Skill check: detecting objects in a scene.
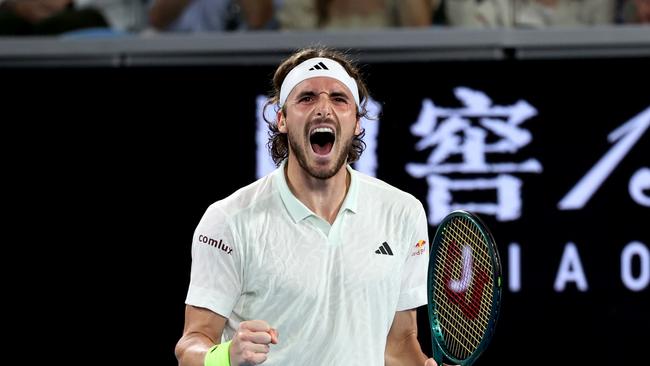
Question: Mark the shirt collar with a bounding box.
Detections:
[274,159,359,223]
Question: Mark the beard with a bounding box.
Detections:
[288,123,354,180]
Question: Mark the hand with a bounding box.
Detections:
[424,358,437,366]
[230,320,279,365]
[424,359,458,366]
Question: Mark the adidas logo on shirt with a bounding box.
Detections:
[309,62,329,71]
[375,242,393,256]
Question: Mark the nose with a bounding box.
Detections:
[315,92,332,117]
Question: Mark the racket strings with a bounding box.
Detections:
[432,216,495,360]
[445,218,494,331]
[452,218,494,320]
[447,218,493,334]
[445,218,494,316]
[434,252,485,357]
[435,296,480,356]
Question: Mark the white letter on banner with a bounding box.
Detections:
[621,241,649,291]
[629,167,650,206]
[558,107,650,210]
[509,243,521,292]
[554,242,588,292]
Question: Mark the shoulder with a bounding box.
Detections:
[353,170,423,211]
[204,172,278,222]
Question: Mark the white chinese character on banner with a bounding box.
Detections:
[406,87,543,225]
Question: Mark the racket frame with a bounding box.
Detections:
[427,210,503,366]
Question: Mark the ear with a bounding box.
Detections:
[354,118,361,136]
[277,110,287,133]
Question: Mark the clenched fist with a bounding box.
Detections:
[230,320,279,365]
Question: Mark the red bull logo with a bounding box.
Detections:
[412,240,427,256]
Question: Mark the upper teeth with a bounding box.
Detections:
[311,127,334,135]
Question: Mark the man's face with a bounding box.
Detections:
[279,76,361,180]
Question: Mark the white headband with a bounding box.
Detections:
[279,57,360,111]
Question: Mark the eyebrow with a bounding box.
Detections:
[329,91,350,99]
[294,90,350,100]
[295,91,317,100]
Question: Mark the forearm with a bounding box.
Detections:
[385,331,428,366]
[175,332,217,366]
[148,0,192,29]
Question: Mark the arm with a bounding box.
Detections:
[175,305,279,366]
[175,305,227,366]
[148,0,191,30]
[385,309,436,366]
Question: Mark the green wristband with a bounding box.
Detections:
[205,341,231,366]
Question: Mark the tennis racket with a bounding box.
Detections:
[427,210,502,366]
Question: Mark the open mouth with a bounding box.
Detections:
[310,127,335,156]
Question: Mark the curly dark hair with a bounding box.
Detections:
[263,46,371,166]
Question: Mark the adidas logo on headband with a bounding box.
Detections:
[279,57,360,111]
[309,62,329,71]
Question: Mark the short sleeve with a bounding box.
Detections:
[396,201,429,311]
[185,203,242,317]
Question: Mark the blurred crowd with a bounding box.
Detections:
[0,0,647,36]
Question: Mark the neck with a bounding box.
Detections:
[284,158,350,225]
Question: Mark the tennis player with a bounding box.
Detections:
[175,46,438,366]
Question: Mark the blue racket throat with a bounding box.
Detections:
[427,210,503,366]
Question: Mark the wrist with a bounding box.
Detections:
[204,341,232,366]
